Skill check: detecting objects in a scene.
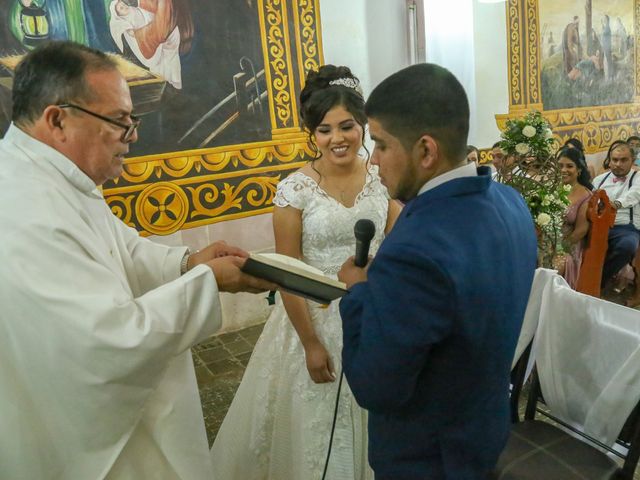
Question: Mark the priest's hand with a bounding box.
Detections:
[188,241,249,270]
[206,256,277,293]
[338,256,369,289]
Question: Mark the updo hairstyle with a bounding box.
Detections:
[299,65,367,159]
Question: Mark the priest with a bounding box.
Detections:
[0,41,273,479]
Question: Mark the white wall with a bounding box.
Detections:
[319,0,371,91]
[322,0,510,150]
[424,0,478,143]
[472,1,509,148]
[320,0,409,95]
[365,0,411,90]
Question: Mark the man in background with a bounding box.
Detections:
[0,41,273,479]
[593,142,640,292]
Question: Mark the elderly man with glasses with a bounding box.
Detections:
[0,41,274,479]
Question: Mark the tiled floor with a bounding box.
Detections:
[196,322,640,479]
[193,322,265,445]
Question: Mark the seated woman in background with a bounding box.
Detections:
[466,145,479,165]
[563,137,596,179]
[557,147,594,288]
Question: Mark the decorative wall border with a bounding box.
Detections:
[102,0,324,236]
[478,148,494,166]
[497,0,640,154]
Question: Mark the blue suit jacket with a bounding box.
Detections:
[340,169,537,479]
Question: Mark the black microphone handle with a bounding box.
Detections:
[354,238,371,267]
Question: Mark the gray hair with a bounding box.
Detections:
[12,41,118,126]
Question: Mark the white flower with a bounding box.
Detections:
[515,142,530,155]
[522,125,537,138]
[536,213,551,226]
[563,184,572,192]
[541,197,551,206]
[544,128,553,139]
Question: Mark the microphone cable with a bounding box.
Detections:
[321,367,344,480]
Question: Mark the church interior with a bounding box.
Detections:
[2,0,640,478]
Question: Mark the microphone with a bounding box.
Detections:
[354,219,376,267]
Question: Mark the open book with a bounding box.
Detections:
[242,253,347,304]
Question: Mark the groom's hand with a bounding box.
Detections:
[338,256,369,289]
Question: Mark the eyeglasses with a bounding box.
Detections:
[58,103,140,142]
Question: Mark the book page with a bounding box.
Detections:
[250,253,346,289]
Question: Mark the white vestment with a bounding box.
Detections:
[0,124,221,479]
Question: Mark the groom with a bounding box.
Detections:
[338,64,537,479]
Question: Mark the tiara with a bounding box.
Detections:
[328,77,363,96]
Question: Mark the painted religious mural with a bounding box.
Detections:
[0,0,324,235]
[539,0,634,110]
[497,0,640,155]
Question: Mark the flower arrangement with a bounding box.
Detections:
[498,111,570,267]
[499,110,556,161]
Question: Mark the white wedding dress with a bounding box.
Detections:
[210,169,389,480]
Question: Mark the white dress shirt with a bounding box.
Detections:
[593,170,640,227]
[418,161,478,196]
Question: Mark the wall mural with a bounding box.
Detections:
[0,0,323,235]
[496,0,640,154]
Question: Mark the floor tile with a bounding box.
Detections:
[198,346,231,365]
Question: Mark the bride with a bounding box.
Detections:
[210,65,400,479]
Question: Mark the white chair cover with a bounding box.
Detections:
[531,273,640,446]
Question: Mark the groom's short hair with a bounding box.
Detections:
[365,63,469,163]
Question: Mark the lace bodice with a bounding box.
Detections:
[273,169,389,276]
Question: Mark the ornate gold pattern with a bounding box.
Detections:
[478,148,494,166]
[136,182,190,236]
[106,165,304,235]
[108,137,314,186]
[499,1,640,155]
[258,0,299,131]
[187,176,279,219]
[507,0,523,107]
[497,104,640,154]
[106,194,136,226]
[525,0,539,105]
[293,0,324,90]
[101,0,324,236]
[636,0,640,100]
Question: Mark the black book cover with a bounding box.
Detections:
[241,253,347,304]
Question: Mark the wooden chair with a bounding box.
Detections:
[494,367,640,480]
[576,189,616,297]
